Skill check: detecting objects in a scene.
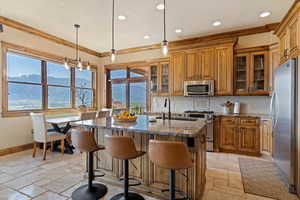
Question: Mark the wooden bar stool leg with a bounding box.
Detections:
[61,139,65,155]
[33,142,37,158]
[43,142,47,160]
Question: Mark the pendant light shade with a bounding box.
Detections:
[111,0,116,62]
[161,0,168,57]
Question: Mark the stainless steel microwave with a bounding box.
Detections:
[184,80,214,96]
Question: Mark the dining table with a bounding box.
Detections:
[46,116,81,154]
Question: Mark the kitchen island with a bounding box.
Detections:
[76,115,207,200]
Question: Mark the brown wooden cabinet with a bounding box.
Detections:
[260,119,273,155]
[269,44,280,93]
[171,52,186,96]
[275,1,300,64]
[198,48,215,80]
[215,45,234,95]
[149,60,171,96]
[234,47,269,96]
[185,49,199,80]
[217,116,261,156]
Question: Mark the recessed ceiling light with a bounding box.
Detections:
[260,11,271,18]
[212,21,222,27]
[175,29,183,33]
[156,4,165,10]
[118,15,126,21]
[144,35,150,39]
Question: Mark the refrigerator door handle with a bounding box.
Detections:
[270,91,277,129]
[274,92,279,130]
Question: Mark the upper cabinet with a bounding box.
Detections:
[234,46,269,96]
[214,45,234,96]
[269,44,280,93]
[185,50,199,80]
[199,48,215,80]
[149,60,171,96]
[170,52,186,96]
[275,1,300,64]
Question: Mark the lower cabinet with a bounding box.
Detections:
[260,119,273,155]
[217,116,261,156]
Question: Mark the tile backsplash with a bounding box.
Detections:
[151,96,271,114]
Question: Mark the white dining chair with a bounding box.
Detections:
[80,111,97,120]
[30,113,66,160]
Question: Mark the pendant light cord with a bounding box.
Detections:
[75,25,79,61]
[112,0,115,50]
[164,0,166,41]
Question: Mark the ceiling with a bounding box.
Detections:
[0,0,294,53]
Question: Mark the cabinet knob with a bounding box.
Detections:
[284,49,289,57]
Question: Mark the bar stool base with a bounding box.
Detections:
[110,192,145,200]
[71,183,107,200]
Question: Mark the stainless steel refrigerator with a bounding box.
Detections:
[271,58,298,194]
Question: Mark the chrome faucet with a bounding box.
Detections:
[163,97,171,120]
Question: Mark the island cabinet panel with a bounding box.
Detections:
[198,48,215,80]
[217,116,261,156]
[214,46,234,95]
[171,52,186,96]
[91,117,207,200]
[185,50,199,80]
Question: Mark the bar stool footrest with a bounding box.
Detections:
[119,177,142,187]
[161,188,188,200]
[110,192,145,200]
[94,169,105,178]
[71,183,107,200]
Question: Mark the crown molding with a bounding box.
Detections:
[0,16,102,57]
[100,23,279,57]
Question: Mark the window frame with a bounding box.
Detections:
[105,65,149,112]
[1,41,98,117]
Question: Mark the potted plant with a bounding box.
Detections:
[220,101,233,114]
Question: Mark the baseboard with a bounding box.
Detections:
[0,143,33,156]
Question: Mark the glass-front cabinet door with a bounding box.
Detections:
[249,52,269,95]
[160,62,170,95]
[150,64,158,94]
[149,61,170,96]
[234,54,249,95]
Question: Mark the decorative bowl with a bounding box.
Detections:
[113,116,137,123]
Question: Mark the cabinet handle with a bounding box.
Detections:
[284,49,289,57]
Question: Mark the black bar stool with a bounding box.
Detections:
[148,140,193,200]
[71,129,108,200]
[105,135,145,200]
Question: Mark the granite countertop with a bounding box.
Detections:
[214,113,272,120]
[75,115,206,137]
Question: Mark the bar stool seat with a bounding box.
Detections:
[105,135,145,200]
[71,129,108,200]
[149,140,193,200]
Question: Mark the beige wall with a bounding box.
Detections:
[0,25,101,150]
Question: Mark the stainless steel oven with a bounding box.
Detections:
[184,80,214,96]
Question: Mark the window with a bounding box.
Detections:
[107,67,148,114]
[75,68,94,107]
[7,52,43,110]
[2,43,97,116]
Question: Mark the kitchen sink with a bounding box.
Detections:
[155,117,197,121]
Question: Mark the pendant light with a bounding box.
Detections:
[161,0,168,56]
[111,0,116,62]
[64,24,91,70]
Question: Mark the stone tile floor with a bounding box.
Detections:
[0,149,280,200]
